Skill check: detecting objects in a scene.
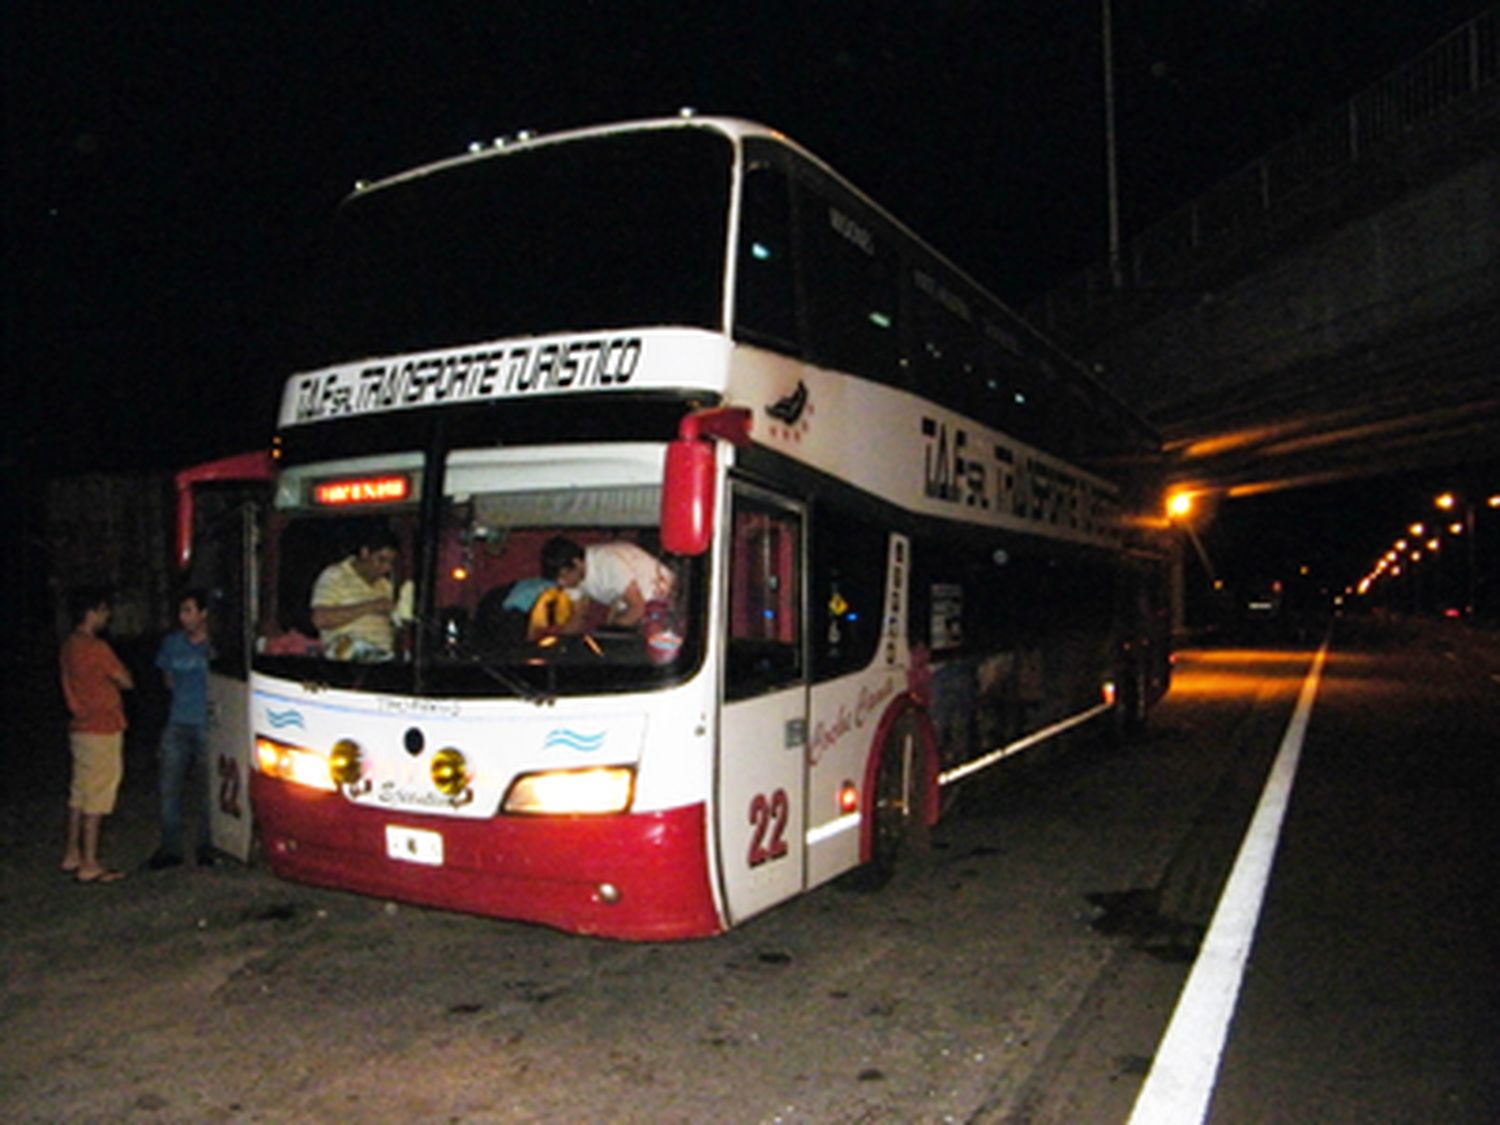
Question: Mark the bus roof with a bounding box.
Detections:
[346,114,786,200]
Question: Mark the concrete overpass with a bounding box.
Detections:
[1030,7,1500,503]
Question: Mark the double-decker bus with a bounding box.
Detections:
[179,115,1171,940]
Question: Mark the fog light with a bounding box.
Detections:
[329,739,363,786]
[431,747,470,797]
[595,882,621,905]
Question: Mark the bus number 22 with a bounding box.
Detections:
[747,789,790,867]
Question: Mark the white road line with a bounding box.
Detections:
[1128,641,1330,1125]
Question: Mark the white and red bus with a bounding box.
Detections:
[179,116,1171,939]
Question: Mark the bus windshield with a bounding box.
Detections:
[294,128,734,368]
[254,448,704,697]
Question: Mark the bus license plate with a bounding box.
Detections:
[386,825,443,866]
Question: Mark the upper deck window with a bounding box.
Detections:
[735,156,800,352]
[297,129,733,368]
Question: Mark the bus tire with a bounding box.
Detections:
[1114,660,1149,742]
[847,713,930,892]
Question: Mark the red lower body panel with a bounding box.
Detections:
[250,775,724,940]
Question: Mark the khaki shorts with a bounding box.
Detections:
[69,731,124,815]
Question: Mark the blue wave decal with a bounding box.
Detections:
[266,708,307,730]
[543,728,606,753]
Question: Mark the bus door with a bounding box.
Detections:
[203,501,261,860]
[175,455,270,862]
[718,485,808,923]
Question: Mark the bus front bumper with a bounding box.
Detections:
[249,774,724,941]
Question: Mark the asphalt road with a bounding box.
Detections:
[1,616,1496,1122]
[1205,616,1500,1123]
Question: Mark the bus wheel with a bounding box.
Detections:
[1114,660,1149,742]
[848,714,929,891]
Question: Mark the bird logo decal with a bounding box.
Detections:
[764,381,813,442]
[766,381,809,425]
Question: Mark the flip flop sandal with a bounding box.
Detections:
[75,869,127,884]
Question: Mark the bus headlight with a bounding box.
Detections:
[254,736,337,792]
[502,766,635,815]
[430,747,470,797]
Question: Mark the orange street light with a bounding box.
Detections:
[1166,490,1195,520]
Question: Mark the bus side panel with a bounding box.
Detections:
[250,775,724,941]
[804,668,910,887]
[804,529,917,888]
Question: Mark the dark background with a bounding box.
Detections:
[4,1,1494,598]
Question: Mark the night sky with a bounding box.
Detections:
[5,1,1494,590]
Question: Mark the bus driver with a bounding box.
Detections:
[310,528,401,659]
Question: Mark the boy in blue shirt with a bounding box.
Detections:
[147,589,214,869]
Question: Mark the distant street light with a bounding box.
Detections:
[1433,491,1498,617]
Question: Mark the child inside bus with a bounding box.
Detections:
[472,575,565,646]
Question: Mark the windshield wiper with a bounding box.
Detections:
[415,616,556,706]
[474,653,555,707]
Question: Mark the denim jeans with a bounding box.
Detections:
[158,722,210,856]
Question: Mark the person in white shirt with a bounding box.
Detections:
[540,536,674,629]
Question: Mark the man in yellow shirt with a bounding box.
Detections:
[310,529,400,659]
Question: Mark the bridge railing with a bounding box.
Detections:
[1034,6,1499,330]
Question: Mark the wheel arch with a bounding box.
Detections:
[857,693,940,863]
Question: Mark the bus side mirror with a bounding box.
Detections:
[660,407,752,557]
[662,439,717,556]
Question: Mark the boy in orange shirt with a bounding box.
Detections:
[59,587,134,883]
